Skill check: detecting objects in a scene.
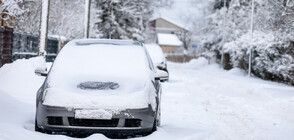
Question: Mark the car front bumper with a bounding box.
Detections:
[36,103,156,135]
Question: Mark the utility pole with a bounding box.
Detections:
[38,0,50,57]
[220,0,227,68]
[84,0,91,38]
[248,0,255,76]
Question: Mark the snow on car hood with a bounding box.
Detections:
[42,42,156,110]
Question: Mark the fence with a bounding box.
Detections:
[0,27,13,67]
[0,28,66,67]
[166,54,198,63]
[13,31,60,62]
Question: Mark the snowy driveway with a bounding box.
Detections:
[0,58,294,139]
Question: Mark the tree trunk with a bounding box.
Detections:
[84,0,91,38]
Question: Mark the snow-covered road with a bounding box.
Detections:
[0,57,294,140]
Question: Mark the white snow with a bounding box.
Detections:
[145,44,166,66]
[157,33,182,46]
[44,41,155,110]
[74,109,113,120]
[184,57,208,69]
[0,57,294,139]
[0,57,46,103]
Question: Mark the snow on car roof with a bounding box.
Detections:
[44,40,156,110]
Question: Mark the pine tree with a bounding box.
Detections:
[93,0,153,41]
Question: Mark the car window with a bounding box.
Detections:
[142,44,156,72]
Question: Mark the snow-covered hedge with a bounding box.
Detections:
[224,31,294,85]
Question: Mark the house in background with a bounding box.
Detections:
[150,17,187,34]
[149,17,186,54]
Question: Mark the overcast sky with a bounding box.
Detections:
[155,0,211,30]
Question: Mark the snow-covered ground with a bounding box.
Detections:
[0,57,294,139]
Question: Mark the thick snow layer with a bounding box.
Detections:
[44,42,155,110]
[184,57,208,69]
[145,44,166,65]
[157,33,182,46]
[0,57,46,103]
[1,57,294,139]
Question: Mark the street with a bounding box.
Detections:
[0,58,294,139]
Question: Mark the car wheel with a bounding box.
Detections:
[152,118,157,132]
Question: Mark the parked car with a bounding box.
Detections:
[145,44,169,81]
[34,39,168,137]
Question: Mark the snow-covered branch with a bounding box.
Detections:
[0,0,25,19]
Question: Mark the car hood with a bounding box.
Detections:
[42,79,157,111]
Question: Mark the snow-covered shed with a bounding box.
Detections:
[157,33,182,54]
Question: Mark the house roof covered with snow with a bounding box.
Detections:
[151,17,189,31]
[157,33,182,47]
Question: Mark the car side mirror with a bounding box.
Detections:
[155,70,169,81]
[156,62,166,70]
[35,67,48,77]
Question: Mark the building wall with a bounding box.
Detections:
[0,14,15,27]
[160,45,180,54]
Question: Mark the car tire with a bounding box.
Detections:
[152,118,157,132]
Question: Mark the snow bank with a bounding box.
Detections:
[0,89,106,139]
[0,57,46,103]
[227,68,247,76]
[0,90,34,140]
[184,57,208,69]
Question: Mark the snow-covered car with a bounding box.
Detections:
[34,39,168,137]
[145,44,169,81]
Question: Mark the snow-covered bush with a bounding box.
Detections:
[200,0,294,85]
[200,0,254,52]
[224,31,294,85]
[93,0,153,41]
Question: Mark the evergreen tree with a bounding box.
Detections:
[93,0,153,41]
